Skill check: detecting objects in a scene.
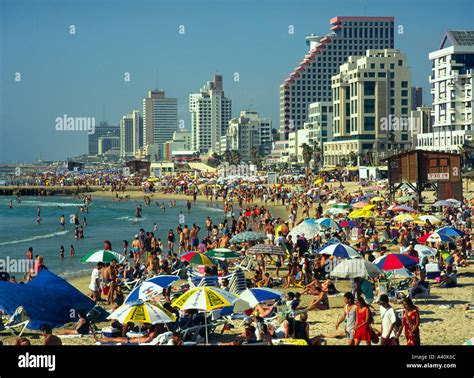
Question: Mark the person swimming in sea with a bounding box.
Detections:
[9,200,13,209]
[60,215,65,229]
[135,206,142,218]
[59,246,65,259]
[70,245,75,257]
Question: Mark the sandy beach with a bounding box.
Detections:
[1,180,473,346]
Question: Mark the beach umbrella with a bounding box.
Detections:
[318,243,360,259]
[205,248,241,261]
[172,287,250,344]
[288,222,321,239]
[424,232,453,243]
[396,195,413,203]
[315,218,341,231]
[374,254,419,271]
[435,226,465,238]
[339,220,358,228]
[348,210,375,219]
[247,243,285,256]
[331,202,351,209]
[393,214,420,223]
[107,301,176,335]
[229,231,265,244]
[314,178,324,185]
[404,244,437,257]
[124,275,180,304]
[330,259,382,279]
[433,200,453,207]
[371,197,385,202]
[417,215,441,225]
[180,252,215,267]
[352,202,368,209]
[386,267,414,278]
[239,288,283,308]
[362,204,377,211]
[446,198,462,206]
[324,207,349,215]
[81,250,125,264]
[392,205,416,212]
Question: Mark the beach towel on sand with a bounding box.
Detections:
[0,270,95,330]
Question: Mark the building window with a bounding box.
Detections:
[364,116,375,131]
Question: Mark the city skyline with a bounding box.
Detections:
[1,0,473,162]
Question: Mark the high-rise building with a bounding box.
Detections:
[417,31,474,152]
[221,111,272,161]
[98,136,120,155]
[409,106,433,148]
[303,102,333,150]
[88,122,119,155]
[190,75,232,153]
[324,49,411,166]
[411,87,423,110]
[280,16,394,138]
[143,90,178,149]
[120,110,143,158]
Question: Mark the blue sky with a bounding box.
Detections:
[1,0,473,162]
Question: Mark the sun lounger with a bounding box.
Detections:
[3,306,29,337]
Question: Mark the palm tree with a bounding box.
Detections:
[231,150,241,165]
[312,143,322,170]
[223,150,232,164]
[250,147,260,168]
[301,143,313,172]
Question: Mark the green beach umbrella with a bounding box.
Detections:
[206,248,241,261]
[229,231,266,244]
[81,249,125,264]
[331,202,351,209]
[396,195,413,203]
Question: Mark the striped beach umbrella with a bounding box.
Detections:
[124,275,180,304]
[374,254,419,271]
[318,243,360,259]
[180,252,215,267]
[81,250,125,264]
[107,301,176,325]
[315,218,341,231]
[392,205,416,212]
[247,243,285,256]
[239,288,283,308]
[172,287,250,344]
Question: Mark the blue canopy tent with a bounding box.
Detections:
[0,270,96,330]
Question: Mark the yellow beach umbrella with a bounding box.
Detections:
[393,214,420,223]
[371,197,385,202]
[362,204,376,211]
[314,178,324,185]
[172,287,250,344]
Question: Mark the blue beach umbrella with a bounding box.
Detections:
[435,226,465,238]
[239,288,283,308]
[318,243,360,259]
[315,218,341,231]
[124,275,180,304]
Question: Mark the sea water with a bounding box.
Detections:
[0,196,223,278]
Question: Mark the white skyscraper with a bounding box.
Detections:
[417,31,474,152]
[190,75,232,153]
[120,110,143,158]
[143,90,178,150]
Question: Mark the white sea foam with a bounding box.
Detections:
[19,200,84,207]
[0,230,70,246]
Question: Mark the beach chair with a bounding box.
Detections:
[234,256,256,272]
[3,306,30,337]
[228,270,247,295]
[189,275,220,288]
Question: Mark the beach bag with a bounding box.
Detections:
[370,326,380,344]
[102,284,110,296]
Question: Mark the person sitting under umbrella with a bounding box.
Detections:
[94,323,164,344]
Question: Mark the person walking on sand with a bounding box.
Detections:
[396,298,420,346]
[353,296,372,346]
[377,294,399,346]
[335,292,356,345]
